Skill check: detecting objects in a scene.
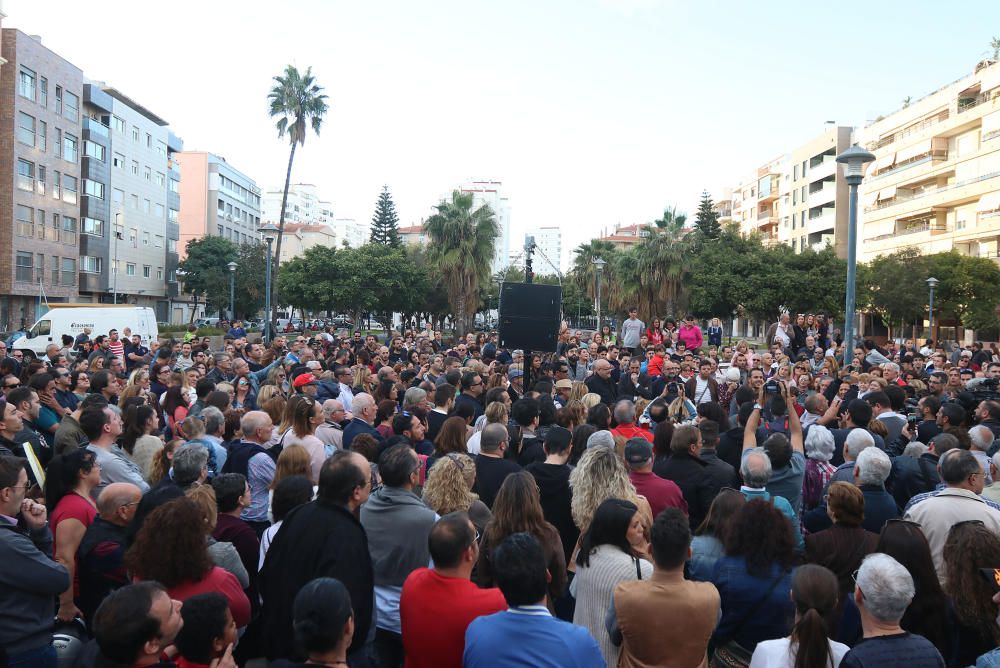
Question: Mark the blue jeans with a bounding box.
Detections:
[5,642,57,668]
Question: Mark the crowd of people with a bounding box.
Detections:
[2,308,1000,668]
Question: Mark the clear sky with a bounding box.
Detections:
[7,0,1000,269]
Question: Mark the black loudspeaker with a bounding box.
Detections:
[498,282,562,352]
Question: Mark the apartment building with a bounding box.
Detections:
[262,182,333,225]
[274,223,337,263]
[331,217,368,248]
[730,157,783,245]
[399,224,427,246]
[176,151,261,259]
[857,61,1000,263]
[459,180,511,272]
[599,223,653,249]
[1,29,83,330]
[527,226,563,274]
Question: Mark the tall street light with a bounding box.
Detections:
[835,145,875,354]
[926,276,939,345]
[731,308,738,346]
[260,224,280,343]
[227,261,238,321]
[592,257,606,333]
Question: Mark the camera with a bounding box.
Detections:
[667,382,679,395]
[765,380,780,395]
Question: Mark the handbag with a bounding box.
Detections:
[710,569,787,668]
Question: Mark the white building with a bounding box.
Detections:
[262,183,334,226]
[527,226,563,275]
[331,218,369,248]
[459,179,510,272]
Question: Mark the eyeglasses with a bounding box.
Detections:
[4,383,20,389]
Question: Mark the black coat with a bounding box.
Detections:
[652,451,716,529]
[585,374,617,406]
[259,499,374,661]
[886,452,940,512]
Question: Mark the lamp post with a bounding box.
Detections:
[592,257,606,333]
[835,145,875,354]
[926,276,939,345]
[260,224,279,343]
[112,208,123,304]
[731,308,738,346]
[175,269,187,324]
[227,261,237,321]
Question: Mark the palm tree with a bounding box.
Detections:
[570,239,619,312]
[424,190,499,336]
[653,205,687,230]
[267,65,329,314]
[902,96,912,108]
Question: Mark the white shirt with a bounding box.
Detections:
[693,376,712,404]
[750,637,850,668]
[774,324,791,347]
[338,383,355,413]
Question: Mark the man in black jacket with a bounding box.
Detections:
[585,359,617,406]
[652,424,715,529]
[886,432,960,512]
[259,450,374,664]
[525,427,577,563]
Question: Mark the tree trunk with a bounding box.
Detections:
[270,141,297,331]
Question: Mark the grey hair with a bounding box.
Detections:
[855,553,915,623]
[845,429,874,460]
[969,425,993,452]
[881,362,900,373]
[240,411,271,440]
[903,441,929,458]
[321,399,343,418]
[201,406,225,436]
[939,448,982,485]
[855,446,891,486]
[402,387,427,411]
[992,450,1000,472]
[804,425,835,462]
[586,430,616,450]
[173,444,209,487]
[613,400,635,425]
[741,448,772,488]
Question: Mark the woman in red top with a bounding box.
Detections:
[162,385,191,437]
[125,497,251,628]
[45,448,100,622]
[645,318,664,346]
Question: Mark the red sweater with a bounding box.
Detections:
[400,568,507,668]
[165,567,251,628]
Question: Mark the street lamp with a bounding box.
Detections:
[260,224,280,343]
[592,257,606,333]
[926,276,939,345]
[731,308,738,346]
[112,208,124,304]
[175,269,187,324]
[835,145,875,353]
[227,261,237,321]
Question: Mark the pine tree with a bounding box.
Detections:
[369,185,402,247]
[694,190,721,240]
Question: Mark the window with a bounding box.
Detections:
[154,235,164,247]
[154,204,164,218]
[143,199,150,214]
[110,116,124,134]
[155,172,165,186]
[144,166,151,181]
[145,133,152,148]
[17,112,35,146]
[131,160,139,175]
[64,91,79,121]
[156,267,163,280]
[217,224,224,236]
[84,180,104,199]
[62,133,78,162]
[55,127,62,156]
[39,77,47,107]
[111,260,119,275]
[169,179,179,194]
[17,159,34,191]
[82,217,104,236]
[61,258,75,286]
[792,190,798,205]
[18,67,36,100]
[36,255,44,283]
[55,85,63,114]
[129,228,138,247]
[132,126,140,142]
[52,256,59,286]
[142,231,150,245]
[37,120,46,151]
[218,199,225,212]
[62,217,76,245]
[126,263,136,276]
[168,239,177,252]
[15,253,33,282]
[793,165,798,181]
[15,205,34,237]
[130,194,139,209]
[168,209,178,223]
[80,256,102,273]
[48,212,60,241]
[37,166,46,196]
[62,174,77,204]
[142,265,151,278]
[112,188,124,204]
[113,152,125,169]
[52,170,61,199]
[156,141,166,157]
[84,140,105,161]
[225,203,233,216]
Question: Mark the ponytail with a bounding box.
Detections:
[792,607,833,668]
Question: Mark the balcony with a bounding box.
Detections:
[809,155,837,182]
[83,117,109,140]
[757,176,780,203]
[865,109,951,151]
[808,210,836,235]
[808,182,837,208]
[865,169,1000,213]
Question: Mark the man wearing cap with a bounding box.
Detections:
[554,379,573,408]
[625,438,688,520]
[507,368,524,404]
[292,372,319,397]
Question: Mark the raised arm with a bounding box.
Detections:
[743,385,764,452]
[782,381,804,454]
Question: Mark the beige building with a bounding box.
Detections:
[275,223,337,263]
[857,61,1000,263]
[599,223,652,249]
[399,224,427,246]
[730,156,782,247]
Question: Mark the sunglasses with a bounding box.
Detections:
[4,383,20,389]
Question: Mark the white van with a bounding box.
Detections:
[14,305,158,358]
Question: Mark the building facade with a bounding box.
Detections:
[274,223,338,263]
[527,226,563,275]
[782,126,852,256]
[176,151,261,259]
[1,29,83,330]
[459,180,510,272]
[398,224,426,246]
[262,182,333,226]
[331,217,368,248]
[856,61,1000,263]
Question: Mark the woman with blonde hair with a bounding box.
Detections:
[260,395,287,434]
[256,384,283,408]
[422,453,491,532]
[581,392,603,410]
[557,399,586,433]
[148,439,182,485]
[276,396,326,479]
[568,381,589,403]
[569,445,652,556]
[185,484,249,588]
[118,369,151,405]
[353,367,375,395]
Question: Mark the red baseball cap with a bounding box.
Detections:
[292,373,317,389]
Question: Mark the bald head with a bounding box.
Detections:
[322,399,345,419]
[480,423,509,454]
[97,483,142,524]
[240,410,273,444]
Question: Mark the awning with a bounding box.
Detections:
[977,193,1000,212]
[983,110,1000,140]
[982,66,1000,96]
[878,185,897,200]
[863,191,880,206]
[873,152,897,171]
[896,140,932,163]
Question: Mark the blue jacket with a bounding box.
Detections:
[710,556,794,653]
[464,606,603,668]
[343,418,384,451]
